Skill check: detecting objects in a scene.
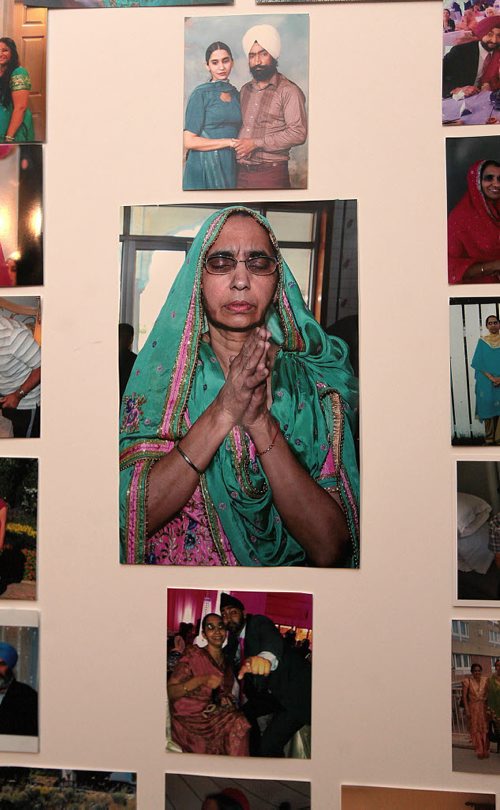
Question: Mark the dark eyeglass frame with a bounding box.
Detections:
[204,254,278,276]
[205,622,225,632]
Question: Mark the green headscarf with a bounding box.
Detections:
[120,206,359,567]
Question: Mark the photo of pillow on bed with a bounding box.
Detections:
[458,492,492,537]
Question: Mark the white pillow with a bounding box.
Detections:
[457,492,492,538]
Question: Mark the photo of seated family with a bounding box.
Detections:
[183,14,308,190]
[119,202,359,567]
[0,2,46,142]
[447,136,500,285]
[443,0,500,125]
[166,589,312,759]
[0,145,42,286]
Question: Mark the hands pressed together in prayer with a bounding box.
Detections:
[216,326,274,433]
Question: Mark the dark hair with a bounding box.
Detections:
[471,663,483,672]
[205,42,233,64]
[0,38,20,109]
[486,314,499,325]
[119,323,134,341]
[202,612,223,633]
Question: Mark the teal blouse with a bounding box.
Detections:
[0,67,35,143]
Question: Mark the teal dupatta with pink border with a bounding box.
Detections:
[119,206,359,567]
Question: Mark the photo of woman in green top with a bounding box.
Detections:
[0,39,34,144]
[183,42,241,190]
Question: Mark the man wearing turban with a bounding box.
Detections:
[220,592,311,757]
[443,15,500,97]
[0,642,38,737]
[234,23,307,190]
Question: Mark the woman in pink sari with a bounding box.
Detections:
[167,612,250,756]
[462,662,490,759]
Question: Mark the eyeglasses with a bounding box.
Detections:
[205,623,225,631]
[205,254,278,276]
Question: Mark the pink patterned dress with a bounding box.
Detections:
[169,645,250,756]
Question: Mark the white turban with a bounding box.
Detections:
[242,24,281,60]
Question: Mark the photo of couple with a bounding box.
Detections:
[166,589,312,759]
[183,14,308,190]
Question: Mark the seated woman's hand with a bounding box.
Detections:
[215,327,271,427]
[204,673,223,689]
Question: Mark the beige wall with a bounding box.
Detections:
[7,0,500,808]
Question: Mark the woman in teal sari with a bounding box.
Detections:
[120,206,359,568]
[0,39,34,143]
[183,43,241,190]
[471,314,500,444]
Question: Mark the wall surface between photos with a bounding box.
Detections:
[3,0,492,807]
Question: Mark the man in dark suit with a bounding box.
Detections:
[0,642,38,736]
[221,593,311,757]
[443,16,500,97]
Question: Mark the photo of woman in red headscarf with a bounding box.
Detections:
[448,158,500,283]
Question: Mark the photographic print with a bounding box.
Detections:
[119,201,359,568]
[0,608,38,752]
[25,0,231,10]
[0,296,41,438]
[0,457,37,600]
[449,297,500,445]
[0,1,46,142]
[446,137,500,284]
[166,774,310,809]
[0,145,42,286]
[443,3,500,126]
[0,768,136,807]
[457,460,500,602]
[166,589,312,759]
[183,15,308,190]
[451,618,500,773]
[343,785,495,809]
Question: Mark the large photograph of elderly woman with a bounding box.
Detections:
[447,137,500,284]
[0,2,46,142]
[183,15,308,191]
[166,589,312,759]
[119,202,359,568]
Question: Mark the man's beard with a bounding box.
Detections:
[250,64,277,82]
[0,671,13,691]
[481,39,499,51]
